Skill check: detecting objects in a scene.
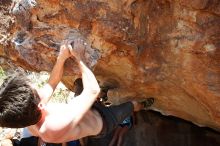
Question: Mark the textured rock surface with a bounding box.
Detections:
[0,0,220,131]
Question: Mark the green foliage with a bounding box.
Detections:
[51,88,70,103]
[0,67,6,85]
[0,67,6,78]
[37,80,47,88]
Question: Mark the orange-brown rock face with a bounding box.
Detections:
[0,0,220,131]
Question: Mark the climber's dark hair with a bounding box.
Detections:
[0,73,42,128]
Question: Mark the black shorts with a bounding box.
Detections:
[92,101,134,138]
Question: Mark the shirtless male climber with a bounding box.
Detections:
[0,39,153,144]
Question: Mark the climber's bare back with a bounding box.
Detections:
[28,103,103,143]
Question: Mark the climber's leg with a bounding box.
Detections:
[92,101,133,138]
[92,98,154,138]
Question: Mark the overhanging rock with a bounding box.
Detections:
[0,0,220,131]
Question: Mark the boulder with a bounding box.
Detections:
[0,0,220,131]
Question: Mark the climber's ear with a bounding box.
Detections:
[38,102,46,110]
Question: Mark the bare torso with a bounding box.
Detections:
[28,103,103,143]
